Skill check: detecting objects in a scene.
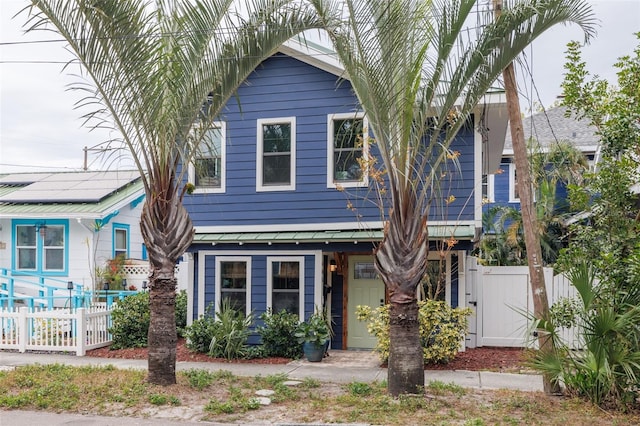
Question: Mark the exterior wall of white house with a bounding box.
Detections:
[0,200,145,292]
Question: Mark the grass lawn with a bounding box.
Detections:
[0,364,638,425]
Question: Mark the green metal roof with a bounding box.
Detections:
[194,225,476,244]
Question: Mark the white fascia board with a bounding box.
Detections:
[194,220,476,234]
[279,38,346,78]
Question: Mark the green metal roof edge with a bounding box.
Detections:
[0,179,145,218]
[194,225,475,244]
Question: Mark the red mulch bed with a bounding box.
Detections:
[424,347,529,371]
[87,339,528,371]
[86,338,290,364]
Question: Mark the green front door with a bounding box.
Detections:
[347,255,385,349]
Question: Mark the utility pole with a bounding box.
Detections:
[493,0,556,394]
[83,144,112,170]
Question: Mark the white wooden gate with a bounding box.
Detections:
[465,257,578,348]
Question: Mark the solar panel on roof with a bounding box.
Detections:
[0,170,140,203]
[0,173,50,185]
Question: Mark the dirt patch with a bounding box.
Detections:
[87,339,527,371]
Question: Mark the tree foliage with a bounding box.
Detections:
[531,33,640,410]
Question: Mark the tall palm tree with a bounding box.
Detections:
[311,0,595,395]
[24,0,323,385]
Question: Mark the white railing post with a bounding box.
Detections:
[76,308,86,356]
[18,307,28,353]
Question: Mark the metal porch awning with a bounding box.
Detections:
[193,225,476,245]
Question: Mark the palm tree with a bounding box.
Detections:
[24,0,323,385]
[310,0,595,395]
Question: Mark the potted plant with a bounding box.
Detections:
[294,312,330,362]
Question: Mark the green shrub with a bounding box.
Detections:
[257,309,302,359]
[175,290,188,337]
[184,301,253,360]
[530,261,640,410]
[242,345,266,360]
[208,302,253,359]
[109,290,189,349]
[356,300,471,364]
[109,292,150,349]
[184,306,217,354]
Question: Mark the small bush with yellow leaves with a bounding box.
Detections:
[356,300,471,364]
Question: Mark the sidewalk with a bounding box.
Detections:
[0,349,543,392]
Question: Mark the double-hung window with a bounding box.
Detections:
[13,219,67,275]
[190,122,226,193]
[509,163,520,202]
[267,257,304,321]
[216,257,251,316]
[113,224,129,258]
[328,113,368,188]
[257,117,296,191]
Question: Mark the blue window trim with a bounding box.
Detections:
[112,223,130,258]
[11,218,69,276]
[141,243,148,261]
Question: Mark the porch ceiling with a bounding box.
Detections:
[193,225,476,245]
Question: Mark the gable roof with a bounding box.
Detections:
[503,106,599,155]
[0,170,145,220]
[278,37,508,174]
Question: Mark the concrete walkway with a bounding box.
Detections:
[0,349,543,392]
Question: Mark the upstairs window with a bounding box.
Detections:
[13,220,67,275]
[190,122,226,193]
[482,173,495,204]
[257,117,296,191]
[509,163,520,202]
[328,113,368,188]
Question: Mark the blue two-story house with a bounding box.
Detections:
[182,40,509,350]
[487,105,598,211]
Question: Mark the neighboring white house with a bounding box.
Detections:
[0,170,146,291]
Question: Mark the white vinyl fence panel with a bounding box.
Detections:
[466,257,580,349]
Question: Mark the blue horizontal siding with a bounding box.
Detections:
[194,251,318,321]
[184,53,478,227]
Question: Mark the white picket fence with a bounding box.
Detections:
[465,257,581,349]
[0,306,113,356]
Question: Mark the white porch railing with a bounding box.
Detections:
[0,306,113,356]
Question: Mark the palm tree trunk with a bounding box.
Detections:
[140,189,194,385]
[375,202,428,396]
[388,301,423,396]
[147,272,178,385]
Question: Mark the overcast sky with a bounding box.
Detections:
[1,0,639,174]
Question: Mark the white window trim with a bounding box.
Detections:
[113,224,129,258]
[215,256,252,317]
[256,117,296,191]
[509,162,520,203]
[484,173,495,203]
[266,256,305,321]
[326,112,369,189]
[189,121,226,194]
